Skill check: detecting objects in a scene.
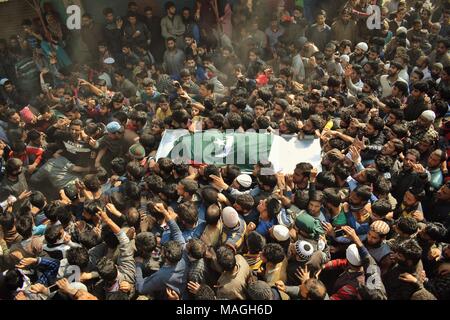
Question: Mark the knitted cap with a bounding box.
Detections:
[356,42,368,52]
[295,240,314,261]
[340,54,350,63]
[106,121,123,133]
[396,26,407,35]
[247,280,273,300]
[256,74,269,86]
[346,243,362,266]
[104,57,115,64]
[277,209,294,228]
[236,174,252,188]
[370,220,390,236]
[129,143,146,160]
[420,110,436,122]
[20,106,35,124]
[221,206,240,228]
[272,225,290,242]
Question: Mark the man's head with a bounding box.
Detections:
[365,117,384,137]
[199,81,214,98]
[395,239,422,269]
[81,14,93,28]
[411,81,428,99]
[106,121,124,140]
[436,181,450,202]
[260,243,285,265]
[402,187,425,207]
[176,178,199,199]
[166,37,176,50]
[367,220,390,246]
[388,61,402,77]
[349,185,372,209]
[67,119,82,140]
[216,246,236,272]
[355,42,368,56]
[128,14,137,25]
[162,240,183,264]
[166,1,176,15]
[293,162,313,189]
[427,149,445,170]
[44,224,65,245]
[144,6,153,18]
[103,8,114,22]
[316,10,326,26]
[436,38,449,56]
[97,256,118,283]
[300,278,327,300]
[403,149,420,171]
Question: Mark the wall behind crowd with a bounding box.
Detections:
[0,0,37,39]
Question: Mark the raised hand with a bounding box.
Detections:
[166,287,180,300]
[187,281,201,295]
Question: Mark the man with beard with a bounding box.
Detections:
[385,108,404,128]
[292,162,313,192]
[181,7,200,44]
[391,149,427,205]
[404,81,428,121]
[430,62,443,81]
[355,97,372,123]
[30,122,92,193]
[358,117,386,165]
[365,220,393,275]
[1,80,27,111]
[298,115,324,139]
[426,149,446,192]
[102,8,123,58]
[376,139,404,176]
[382,238,434,300]
[184,56,206,83]
[423,182,450,229]
[394,186,426,223]
[429,37,450,68]
[349,42,369,67]
[0,158,29,205]
[380,61,408,98]
[143,6,164,63]
[331,9,357,44]
[323,43,341,77]
[161,2,186,49]
[415,223,447,276]
[412,56,431,80]
[345,185,372,239]
[163,37,185,78]
[407,110,439,148]
[267,98,288,123]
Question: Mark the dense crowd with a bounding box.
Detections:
[0,0,449,300]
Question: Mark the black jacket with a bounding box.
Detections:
[404,96,427,122]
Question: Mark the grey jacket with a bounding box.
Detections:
[160,15,185,40]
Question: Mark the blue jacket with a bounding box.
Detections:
[135,219,190,299]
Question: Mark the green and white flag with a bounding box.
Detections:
[156,130,322,174]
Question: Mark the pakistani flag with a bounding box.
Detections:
[156,130,322,174]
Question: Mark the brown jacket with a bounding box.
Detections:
[216,255,251,300]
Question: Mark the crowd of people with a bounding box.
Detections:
[0,0,449,301]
